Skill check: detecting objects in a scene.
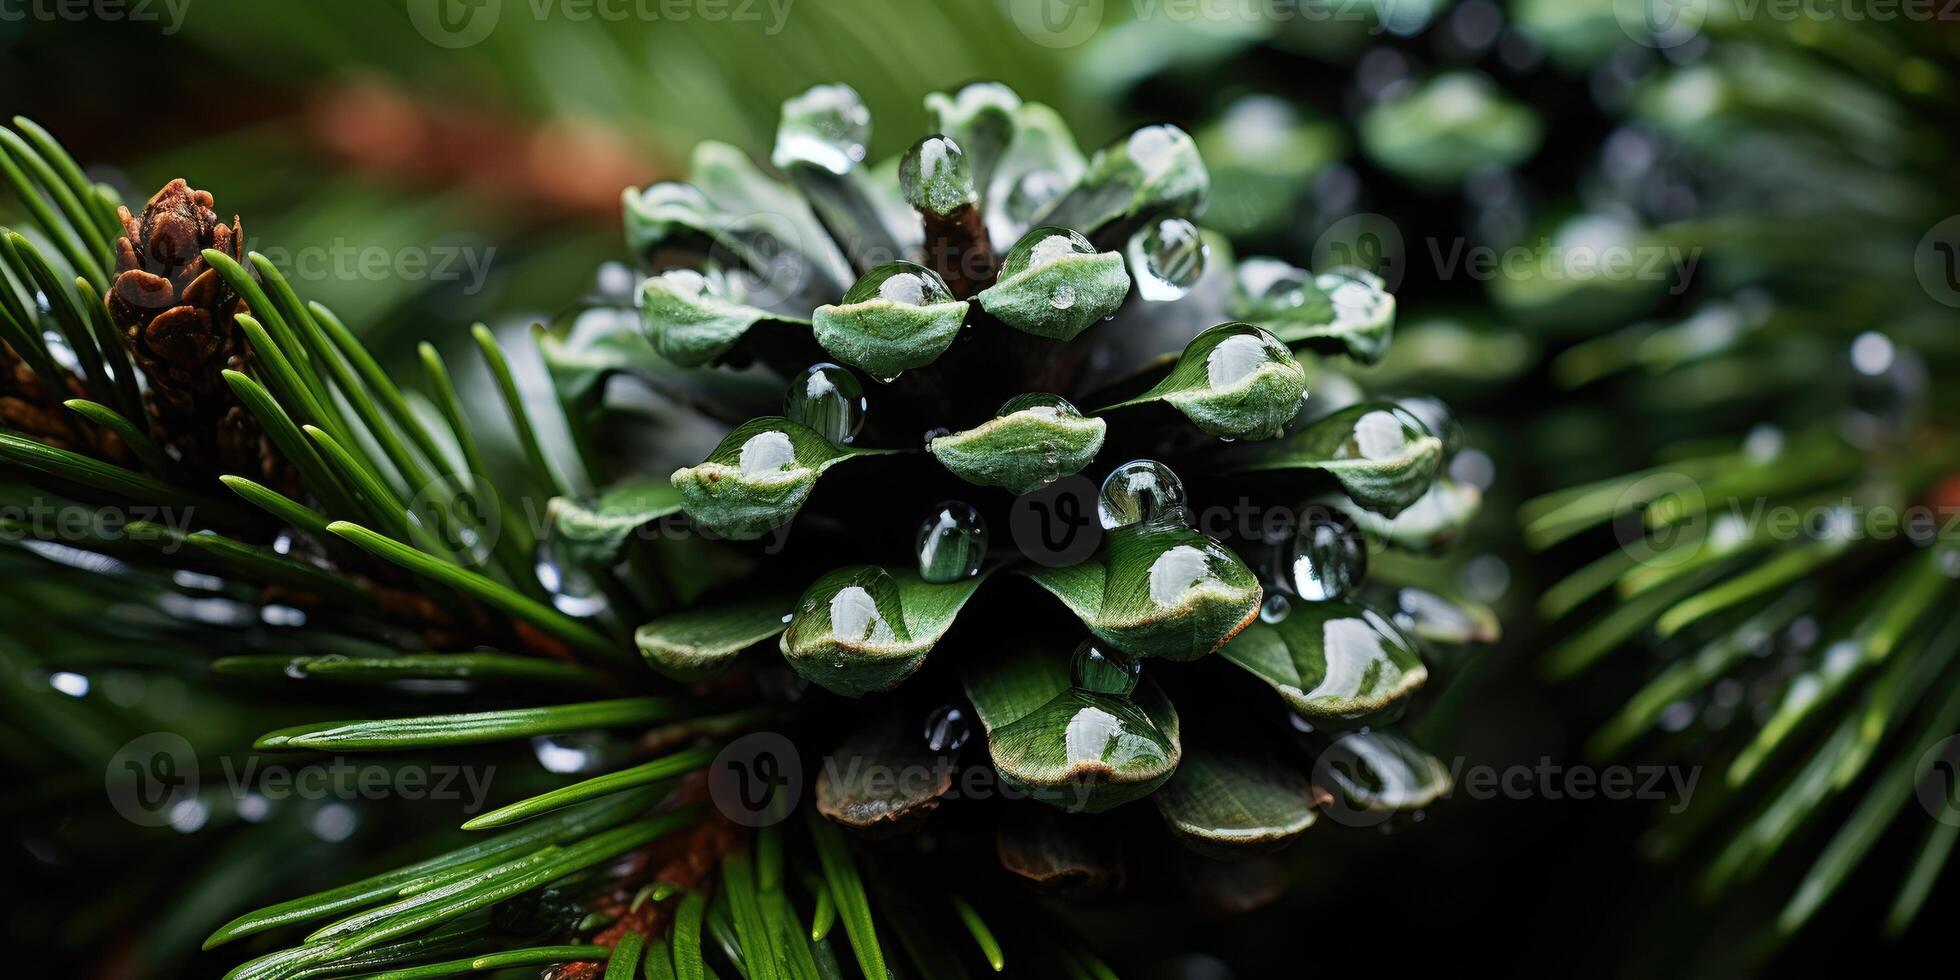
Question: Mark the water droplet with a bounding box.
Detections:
[916,501,988,583]
[999,226,1096,279]
[998,392,1082,419]
[1070,641,1140,696]
[1049,283,1076,310]
[784,363,866,445]
[922,425,953,448]
[1203,324,1292,389]
[1005,169,1066,226]
[923,705,972,753]
[844,260,955,307]
[900,135,977,215]
[534,527,607,617]
[531,733,609,774]
[1393,395,1462,457]
[1098,459,1187,530]
[800,567,909,646]
[272,529,297,555]
[1127,217,1207,301]
[649,267,711,302]
[772,83,871,176]
[1143,540,1238,607]
[1240,258,1315,309]
[1331,406,1431,461]
[1316,268,1389,328]
[737,429,799,477]
[1283,507,1367,601]
[1260,593,1292,623]
[48,671,89,697]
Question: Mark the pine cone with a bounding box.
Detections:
[107,178,281,486]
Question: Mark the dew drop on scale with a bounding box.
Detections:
[1098,459,1187,530]
[803,567,909,647]
[1331,405,1432,461]
[916,501,987,584]
[737,429,798,477]
[1070,641,1140,697]
[1393,394,1462,457]
[899,135,976,215]
[1000,393,1084,485]
[844,260,955,308]
[784,363,866,445]
[922,705,972,753]
[1127,217,1207,301]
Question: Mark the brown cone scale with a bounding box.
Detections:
[107,179,289,491]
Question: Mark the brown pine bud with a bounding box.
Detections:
[107,179,288,490]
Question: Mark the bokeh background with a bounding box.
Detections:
[5,0,1958,975]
